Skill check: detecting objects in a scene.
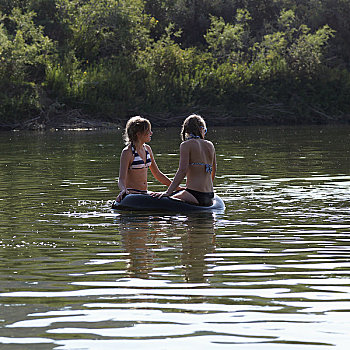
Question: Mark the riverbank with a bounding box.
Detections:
[2,0,350,133]
[0,109,121,131]
[1,106,350,131]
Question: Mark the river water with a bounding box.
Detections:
[0,125,350,349]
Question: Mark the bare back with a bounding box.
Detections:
[181,139,216,192]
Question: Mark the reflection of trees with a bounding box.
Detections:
[118,212,216,282]
[214,125,350,179]
[0,131,122,245]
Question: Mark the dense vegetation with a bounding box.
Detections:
[1,0,350,128]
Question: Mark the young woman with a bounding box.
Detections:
[152,114,217,206]
[116,116,172,202]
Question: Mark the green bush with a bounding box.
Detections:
[1,1,350,126]
[0,81,40,122]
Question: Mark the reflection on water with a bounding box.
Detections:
[118,212,215,281]
[1,125,350,349]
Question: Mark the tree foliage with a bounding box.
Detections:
[1,0,350,125]
[0,8,54,81]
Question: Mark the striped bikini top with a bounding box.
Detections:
[130,144,152,169]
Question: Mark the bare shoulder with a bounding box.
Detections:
[122,144,131,152]
[121,145,132,157]
[206,139,215,148]
[144,143,152,152]
[204,139,214,145]
[180,140,192,150]
[144,144,155,158]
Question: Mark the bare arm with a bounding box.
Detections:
[147,145,172,187]
[211,146,217,181]
[163,142,189,195]
[116,148,131,202]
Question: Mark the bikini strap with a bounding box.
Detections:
[205,164,213,173]
[186,133,200,140]
[191,162,212,173]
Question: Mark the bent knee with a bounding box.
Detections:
[172,190,199,205]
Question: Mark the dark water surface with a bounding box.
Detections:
[1,125,350,349]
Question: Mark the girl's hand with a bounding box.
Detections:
[116,189,129,202]
[150,191,170,199]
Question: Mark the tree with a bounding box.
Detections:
[204,9,252,63]
[56,0,152,62]
[0,7,54,82]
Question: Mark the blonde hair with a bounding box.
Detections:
[123,116,151,145]
[181,114,206,141]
